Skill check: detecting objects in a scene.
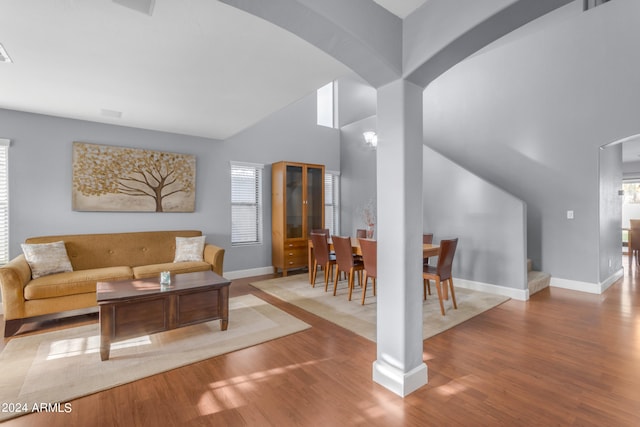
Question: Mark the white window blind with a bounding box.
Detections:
[325,171,340,236]
[0,139,9,265]
[231,162,263,246]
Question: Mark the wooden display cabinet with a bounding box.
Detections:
[272,161,324,276]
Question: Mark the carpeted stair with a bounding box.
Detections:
[527,259,551,296]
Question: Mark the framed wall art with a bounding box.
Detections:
[72,142,196,212]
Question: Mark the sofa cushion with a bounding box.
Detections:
[21,241,73,279]
[24,266,133,300]
[133,262,211,279]
[173,236,206,262]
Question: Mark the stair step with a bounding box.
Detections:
[528,270,550,296]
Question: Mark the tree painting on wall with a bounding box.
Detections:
[72,142,196,212]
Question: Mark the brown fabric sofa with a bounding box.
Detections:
[0,230,225,337]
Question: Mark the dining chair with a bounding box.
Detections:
[332,235,364,301]
[310,233,336,291]
[630,220,640,265]
[312,228,335,257]
[423,233,434,263]
[312,228,330,238]
[358,238,377,305]
[422,233,434,295]
[356,229,367,238]
[423,238,458,316]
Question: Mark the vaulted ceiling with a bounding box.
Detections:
[0,0,426,140]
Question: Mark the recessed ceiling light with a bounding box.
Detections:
[0,43,13,63]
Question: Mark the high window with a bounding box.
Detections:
[317,81,334,128]
[231,162,263,246]
[325,171,340,236]
[0,139,9,265]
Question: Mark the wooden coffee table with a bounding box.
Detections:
[96,270,231,361]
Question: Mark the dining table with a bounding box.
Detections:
[307,237,440,284]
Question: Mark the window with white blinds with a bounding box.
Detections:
[231,162,263,246]
[325,171,340,236]
[0,139,9,265]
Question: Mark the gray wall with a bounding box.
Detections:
[423,146,527,290]
[422,0,638,285]
[336,73,377,128]
[339,116,377,237]
[222,92,341,271]
[0,90,340,273]
[1,108,225,257]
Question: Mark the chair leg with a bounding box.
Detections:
[362,273,368,305]
[311,260,318,287]
[435,278,445,316]
[448,278,457,309]
[347,269,355,301]
[333,267,340,296]
[324,262,332,292]
[372,277,376,297]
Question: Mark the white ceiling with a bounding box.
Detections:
[374,0,427,19]
[0,0,426,140]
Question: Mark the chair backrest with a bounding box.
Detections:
[312,229,330,239]
[356,229,367,238]
[311,233,333,265]
[332,235,355,269]
[436,238,458,280]
[630,220,640,251]
[358,238,377,278]
[423,233,434,244]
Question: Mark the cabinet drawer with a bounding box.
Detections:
[285,247,307,259]
[284,240,308,250]
[284,256,308,268]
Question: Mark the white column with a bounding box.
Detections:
[372,79,426,396]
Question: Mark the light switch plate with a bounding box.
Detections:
[567,210,574,219]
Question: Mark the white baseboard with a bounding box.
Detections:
[454,277,529,301]
[550,267,623,294]
[224,266,274,280]
[222,268,529,301]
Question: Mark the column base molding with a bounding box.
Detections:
[372,360,428,397]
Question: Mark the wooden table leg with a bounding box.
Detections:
[99,306,112,361]
[219,285,229,331]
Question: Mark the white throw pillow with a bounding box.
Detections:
[21,241,73,279]
[174,236,206,262]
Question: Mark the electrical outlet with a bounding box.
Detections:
[567,210,574,220]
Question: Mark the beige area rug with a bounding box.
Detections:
[251,275,509,342]
[0,294,309,421]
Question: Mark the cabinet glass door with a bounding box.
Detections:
[285,165,303,239]
[306,166,324,236]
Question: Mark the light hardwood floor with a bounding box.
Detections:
[2,261,640,426]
